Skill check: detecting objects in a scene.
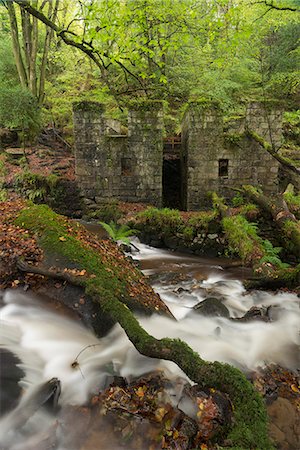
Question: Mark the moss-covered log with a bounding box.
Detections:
[242,185,300,258]
[245,264,300,289]
[247,129,300,178]
[212,193,300,288]
[14,203,273,449]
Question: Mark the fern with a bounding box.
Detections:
[259,239,290,269]
[99,221,138,245]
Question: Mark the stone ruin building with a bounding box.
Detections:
[73,100,282,211]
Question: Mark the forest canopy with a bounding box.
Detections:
[0,0,299,130]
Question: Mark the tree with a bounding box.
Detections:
[2,0,60,104]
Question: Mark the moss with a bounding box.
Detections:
[187,98,220,111]
[136,207,183,234]
[282,220,300,253]
[128,99,164,112]
[224,132,243,147]
[222,215,264,264]
[14,203,272,449]
[72,100,105,113]
[187,211,217,232]
[247,129,272,151]
[16,204,129,301]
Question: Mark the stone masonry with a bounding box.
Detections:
[73,101,163,206]
[181,101,282,209]
[73,100,282,210]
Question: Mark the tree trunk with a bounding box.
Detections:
[38,0,59,104]
[242,185,300,258]
[247,129,300,178]
[17,259,272,450]
[6,1,28,88]
[13,203,273,449]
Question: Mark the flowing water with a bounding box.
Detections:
[0,241,299,449]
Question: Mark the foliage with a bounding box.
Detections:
[222,215,262,261]
[0,0,298,129]
[259,239,290,268]
[231,193,245,207]
[0,84,41,138]
[284,109,300,127]
[187,211,217,232]
[0,188,7,201]
[14,171,58,202]
[100,221,138,245]
[283,189,300,218]
[0,154,7,201]
[137,207,183,232]
[239,203,260,220]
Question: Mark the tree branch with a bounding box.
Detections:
[246,129,300,177]
[255,0,300,12]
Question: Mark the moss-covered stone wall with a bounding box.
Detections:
[73,101,282,211]
[73,101,163,206]
[181,102,281,209]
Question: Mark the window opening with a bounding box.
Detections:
[218,159,229,177]
[121,158,133,176]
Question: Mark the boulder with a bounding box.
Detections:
[193,297,230,318]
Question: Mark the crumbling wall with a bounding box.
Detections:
[182,101,281,210]
[73,101,163,206]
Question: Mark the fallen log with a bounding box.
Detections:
[246,129,300,178]
[242,185,300,258]
[283,184,300,220]
[212,193,300,289]
[14,203,273,449]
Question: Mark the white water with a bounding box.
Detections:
[0,242,299,448]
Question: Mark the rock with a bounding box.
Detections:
[193,297,230,318]
[4,148,24,158]
[0,349,25,416]
[267,397,300,450]
[233,305,271,322]
[0,128,18,147]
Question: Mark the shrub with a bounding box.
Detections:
[137,207,183,232]
[187,211,217,232]
[14,171,58,202]
[259,240,290,269]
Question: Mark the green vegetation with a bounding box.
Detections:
[14,171,58,202]
[222,215,263,263]
[283,190,300,217]
[0,85,41,141]
[0,155,7,201]
[259,240,290,269]
[100,221,138,245]
[0,0,298,135]
[137,207,183,233]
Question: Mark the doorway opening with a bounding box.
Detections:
[162,135,182,209]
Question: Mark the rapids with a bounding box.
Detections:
[0,241,299,448]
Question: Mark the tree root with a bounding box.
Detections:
[17,258,273,449]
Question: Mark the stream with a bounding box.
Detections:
[0,240,299,449]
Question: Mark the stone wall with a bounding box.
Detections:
[128,106,163,205]
[181,102,281,210]
[73,100,282,211]
[73,101,163,206]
